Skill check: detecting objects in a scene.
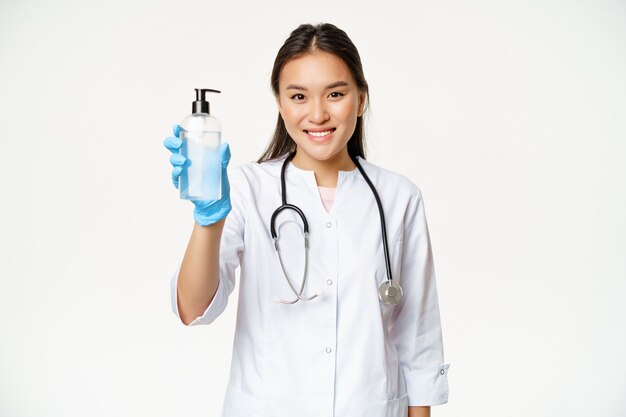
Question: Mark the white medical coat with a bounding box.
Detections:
[170,154,450,417]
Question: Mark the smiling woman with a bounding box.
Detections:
[166,22,450,417]
[258,24,370,169]
[273,51,366,184]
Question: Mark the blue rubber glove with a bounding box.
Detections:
[163,124,232,226]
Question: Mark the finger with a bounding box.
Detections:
[171,166,182,187]
[163,136,182,153]
[173,124,184,138]
[170,153,187,167]
[220,142,231,169]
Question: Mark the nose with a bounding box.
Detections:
[308,98,329,124]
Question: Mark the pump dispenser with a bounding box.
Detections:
[178,88,222,201]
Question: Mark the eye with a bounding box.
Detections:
[329,91,345,98]
[290,93,305,101]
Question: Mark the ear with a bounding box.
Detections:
[357,91,366,117]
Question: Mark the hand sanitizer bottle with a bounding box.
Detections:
[179,88,222,200]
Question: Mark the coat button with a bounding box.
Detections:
[326,279,333,285]
[440,369,445,375]
[325,222,332,228]
[325,347,333,353]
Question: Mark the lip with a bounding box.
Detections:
[304,128,336,142]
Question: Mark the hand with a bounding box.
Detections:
[164,124,232,226]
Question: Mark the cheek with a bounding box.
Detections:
[281,105,306,126]
[334,101,359,123]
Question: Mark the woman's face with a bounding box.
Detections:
[275,51,366,169]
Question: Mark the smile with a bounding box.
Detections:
[304,128,336,141]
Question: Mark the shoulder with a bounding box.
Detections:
[356,156,422,200]
[225,155,287,196]
[227,154,285,184]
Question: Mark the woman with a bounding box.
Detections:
[165,23,450,417]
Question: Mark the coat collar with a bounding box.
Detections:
[255,153,365,184]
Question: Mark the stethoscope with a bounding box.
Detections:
[269,151,404,306]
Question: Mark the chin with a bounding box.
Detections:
[303,147,342,162]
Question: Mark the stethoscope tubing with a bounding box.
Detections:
[270,151,397,304]
[270,152,309,239]
[348,153,394,284]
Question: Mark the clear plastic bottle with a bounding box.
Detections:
[179,88,222,200]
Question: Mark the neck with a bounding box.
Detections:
[291,148,356,188]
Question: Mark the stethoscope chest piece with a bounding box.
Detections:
[378,280,403,305]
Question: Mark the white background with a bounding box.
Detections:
[1,0,625,416]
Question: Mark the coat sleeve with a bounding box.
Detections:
[388,187,450,406]
[169,165,246,326]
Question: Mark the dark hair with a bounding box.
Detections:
[256,23,370,163]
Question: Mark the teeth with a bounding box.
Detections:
[307,129,333,137]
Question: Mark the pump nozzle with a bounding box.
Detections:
[193,88,221,114]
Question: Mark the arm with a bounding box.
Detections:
[389,189,450,405]
[408,406,431,417]
[165,133,236,326]
[176,218,225,325]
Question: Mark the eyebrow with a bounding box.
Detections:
[285,81,350,91]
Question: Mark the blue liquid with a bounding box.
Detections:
[179,131,221,200]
